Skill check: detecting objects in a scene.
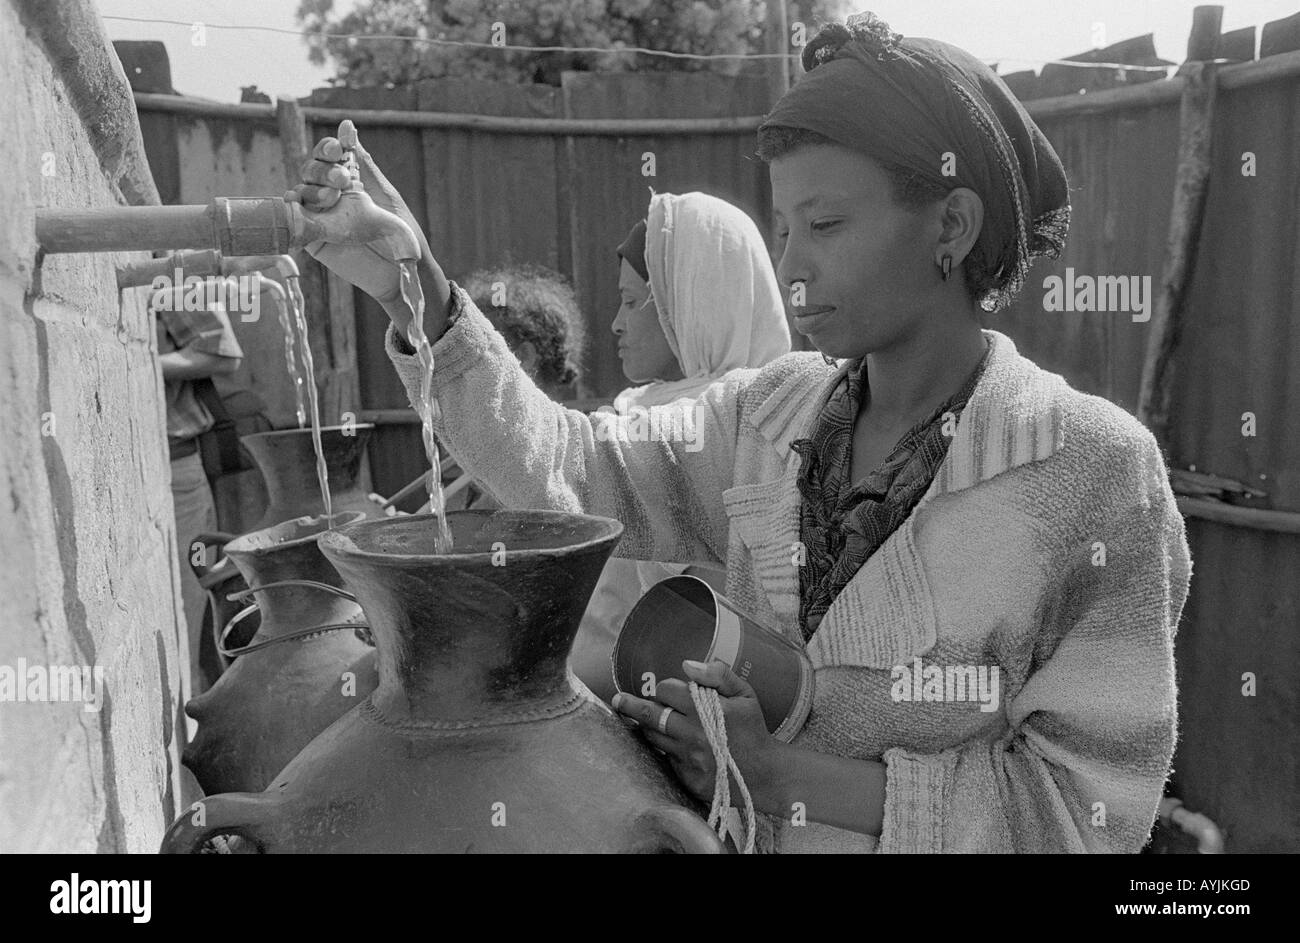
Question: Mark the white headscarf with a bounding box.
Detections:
[613,192,790,411]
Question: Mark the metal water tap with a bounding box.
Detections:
[145,273,288,317]
[37,122,420,261]
[287,120,421,263]
[220,254,300,281]
[117,251,301,289]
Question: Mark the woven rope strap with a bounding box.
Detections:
[689,680,756,854]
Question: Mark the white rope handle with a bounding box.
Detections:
[689,680,756,854]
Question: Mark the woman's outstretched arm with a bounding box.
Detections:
[384,283,744,566]
[293,125,743,565]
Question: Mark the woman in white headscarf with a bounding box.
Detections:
[570,191,791,701]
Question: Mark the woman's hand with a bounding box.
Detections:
[287,122,445,334]
[612,659,783,809]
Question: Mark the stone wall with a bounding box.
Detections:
[0,0,186,852]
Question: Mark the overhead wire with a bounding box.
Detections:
[102,14,1182,73]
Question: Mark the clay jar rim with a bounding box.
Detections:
[225,511,368,559]
[241,423,376,443]
[318,510,624,568]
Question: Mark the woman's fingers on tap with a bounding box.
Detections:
[300,154,351,189]
[313,136,346,163]
[285,151,350,209]
[288,184,342,210]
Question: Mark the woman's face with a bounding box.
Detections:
[611,259,682,384]
[769,144,939,361]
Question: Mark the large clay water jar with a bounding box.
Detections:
[242,424,377,530]
[161,510,724,854]
[183,513,378,795]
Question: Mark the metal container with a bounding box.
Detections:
[613,575,814,742]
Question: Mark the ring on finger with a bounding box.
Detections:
[656,705,674,734]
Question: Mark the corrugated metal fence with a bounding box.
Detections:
[996,59,1300,853]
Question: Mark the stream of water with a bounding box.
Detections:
[275,283,308,429]
[397,260,453,553]
[284,275,333,525]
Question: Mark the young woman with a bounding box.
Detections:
[293,13,1190,853]
[573,193,790,701]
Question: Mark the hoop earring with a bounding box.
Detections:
[940,254,953,281]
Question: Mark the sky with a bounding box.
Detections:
[99,0,1298,102]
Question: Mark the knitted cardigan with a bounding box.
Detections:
[386,285,1192,854]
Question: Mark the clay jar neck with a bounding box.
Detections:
[224,517,363,642]
[242,425,373,509]
[323,513,622,726]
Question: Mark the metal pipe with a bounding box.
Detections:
[37,197,419,261]
[119,251,302,291]
[124,50,1300,133]
[258,275,288,310]
[379,458,458,511]
[131,90,768,136]
[39,199,299,256]
[1177,496,1300,535]
[221,254,300,281]
[43,205,220,255]
[148,274,273,319]
[117,249,224,289]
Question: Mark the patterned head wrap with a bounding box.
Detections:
[760,12,1070,312]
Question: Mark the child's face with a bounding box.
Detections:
[611,259,681,385]
[770,144,939,361]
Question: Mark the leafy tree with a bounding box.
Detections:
[298,0,853,87]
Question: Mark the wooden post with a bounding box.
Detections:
[765,0,791,105]
[276,96,359,425]
[275,97,311,182]
[1184,5,1225,65]
[1136,8,1222,449]
[324,269,361,426]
